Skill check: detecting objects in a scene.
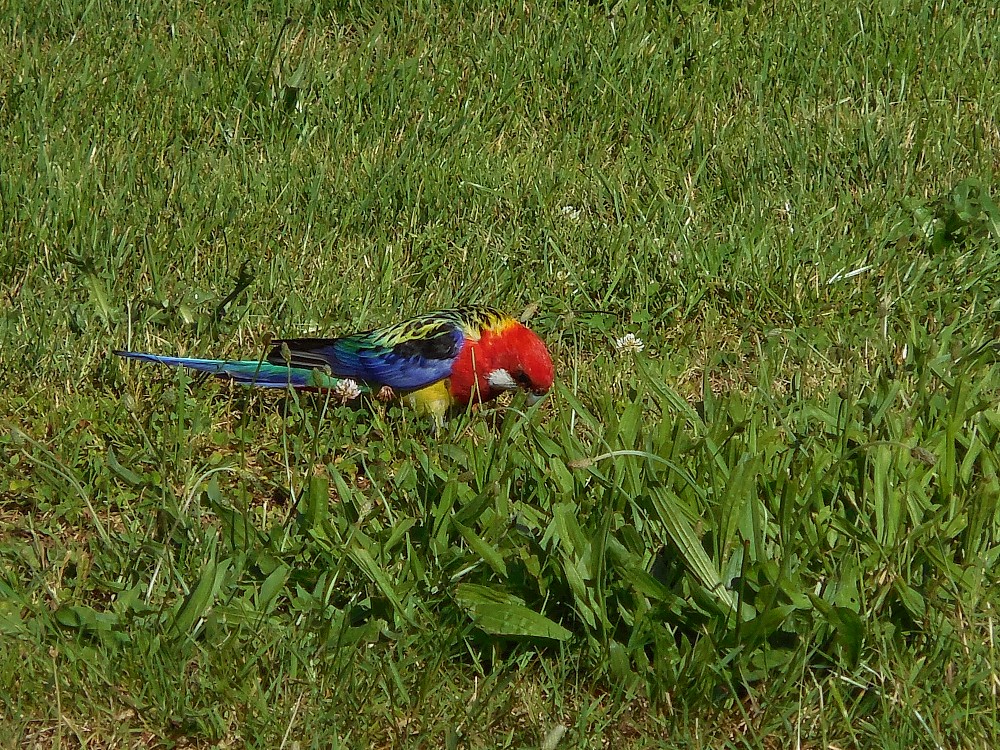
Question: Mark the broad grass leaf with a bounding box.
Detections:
[453,519,508,577]
[718,456,759,558]
[211,498,257,551]
[106,447,143,486]
[737,604,798,647]
[979,187,1000,240]
[548,502,590,556]
[829,606,864,667]
[873,444,898,547]
[531,431,562,457]
[383,517,418,554]
[455,583,572,641]
[258,563,290,610]
[347,544,415,626]
[606,538,684,607]
[634,356,704,427]
[558,386,603,433]
[173,556,231,634]
[83,273,114,324]
[650,487,735,613]
[561,556,598,629]
[613,399,643,449]
[303,473,329,527]
[55,604,122,638]
[431,479,463,545]
[549,458,576,495]
[893,579,925,621]
[0,598,28,636]
[809,593,864,666]
[542,506,599,627]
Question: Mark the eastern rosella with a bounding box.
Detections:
[115,306,554,419]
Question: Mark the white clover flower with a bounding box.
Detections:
[560,205,582,222]
[615,333,645,354]
[333,378,362,402]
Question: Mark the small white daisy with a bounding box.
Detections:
[333,378,362,402]
[615,333,645,354]
[560,205,582,222]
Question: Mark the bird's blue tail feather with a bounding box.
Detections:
[114,351,345,389]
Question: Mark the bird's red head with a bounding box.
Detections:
[449,320,555,405]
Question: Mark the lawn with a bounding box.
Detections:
[2,0,1000,747]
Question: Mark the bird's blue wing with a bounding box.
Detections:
[269,317,464,391]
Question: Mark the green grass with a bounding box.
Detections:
[3,0,1000,746]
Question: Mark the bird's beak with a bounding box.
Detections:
[525,391,547,405]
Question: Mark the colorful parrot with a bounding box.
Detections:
[115,306,555,420]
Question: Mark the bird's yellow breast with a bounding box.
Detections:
[403,379,454,421]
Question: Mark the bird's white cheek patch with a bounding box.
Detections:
[488,368,518,390]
